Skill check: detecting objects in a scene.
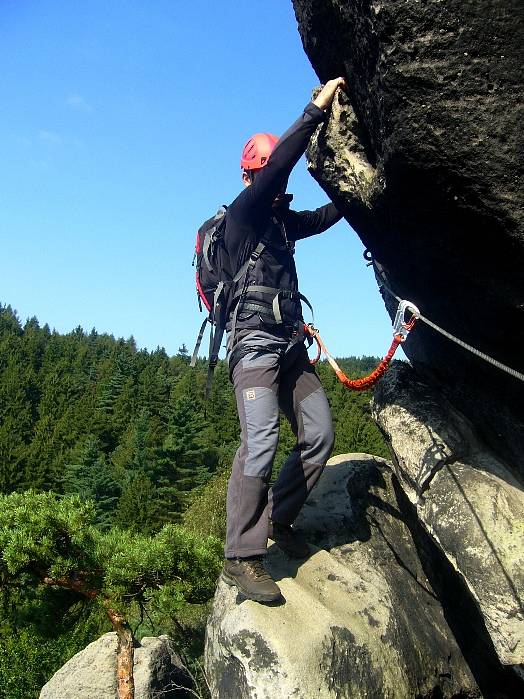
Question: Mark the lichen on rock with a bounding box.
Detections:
[373,363,524,669]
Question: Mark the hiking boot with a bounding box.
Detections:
[268,520,310,559]
[222,557,282,603]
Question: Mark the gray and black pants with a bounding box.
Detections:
[224,328,334,558]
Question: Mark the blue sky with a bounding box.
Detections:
[0,1,394,358]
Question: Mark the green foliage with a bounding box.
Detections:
[182,468,230,541]
[0,491,98,582]
[0,627,71,699]
[0,302,390,695]
[0,488,222,696]
[62,436,120,530]
[0,494,219,699]
[0,302,388,505]
[114,471,160,534]
[97,524,222,608]
[0,490,222,611]
[0,588,109,699]
[272,412,298,482]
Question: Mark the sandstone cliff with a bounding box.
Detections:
[293,0,524,468]
[206,450,523,697]
[205,4,523,697]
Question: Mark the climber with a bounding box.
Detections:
[221,77,346,603]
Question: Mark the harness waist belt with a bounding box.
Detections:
[231,285,314,324]
[241,301,277,318]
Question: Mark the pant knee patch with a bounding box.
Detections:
[299,387,334,464]
[243,386,279,477]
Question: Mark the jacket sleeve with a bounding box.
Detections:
[225,103,326,262]
[288,203,343,241]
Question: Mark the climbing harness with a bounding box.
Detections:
[366,252,524,384]
[191,206,316,400]
[304,299,420,391]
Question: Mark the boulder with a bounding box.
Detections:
[39,633,117,699]
[205,455,481,699]
[39,632,190,699]
[292,0,524,468]
[372,363,524,671]
[134,636,191,699]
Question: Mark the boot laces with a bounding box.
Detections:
[246,559,271,581]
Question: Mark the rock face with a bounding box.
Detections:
[39,633,190,699]
[205,455,482,699]
[292,0,524,467]
[207,7,524,693]
[372,363,524,669]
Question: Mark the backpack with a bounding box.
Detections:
[193,206,229,320]
[190,206,266,397]
[190,205,229,378]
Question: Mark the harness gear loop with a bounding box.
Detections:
[305,299,418,391]
[307,324,322,365]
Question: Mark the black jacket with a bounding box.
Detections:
[224,102,342,332]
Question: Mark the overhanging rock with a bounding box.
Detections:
[292,0,524,468]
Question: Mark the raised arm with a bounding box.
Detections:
[226,78,345,266]
[288,203,343,241]
[230,78,346,216]
[230,103,326,217]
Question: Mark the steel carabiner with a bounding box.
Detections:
[393,300,420,341]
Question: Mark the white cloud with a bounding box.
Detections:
[66,93,93,112]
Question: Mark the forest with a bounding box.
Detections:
[0,302,389,697]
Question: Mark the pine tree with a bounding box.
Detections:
[177,344,189,361]
[168,395,218,494]
[0,329,38,491]
[62,436,121,530]
[0,490,222,699]
[114,471,159,534]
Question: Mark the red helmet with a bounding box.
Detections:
[240,133,279,171]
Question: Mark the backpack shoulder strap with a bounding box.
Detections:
[190,317,208,368]
[232,240,266,283]
[204,279,228,400]
[228,240,267,341]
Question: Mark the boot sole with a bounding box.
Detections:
[221,571,282,603]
